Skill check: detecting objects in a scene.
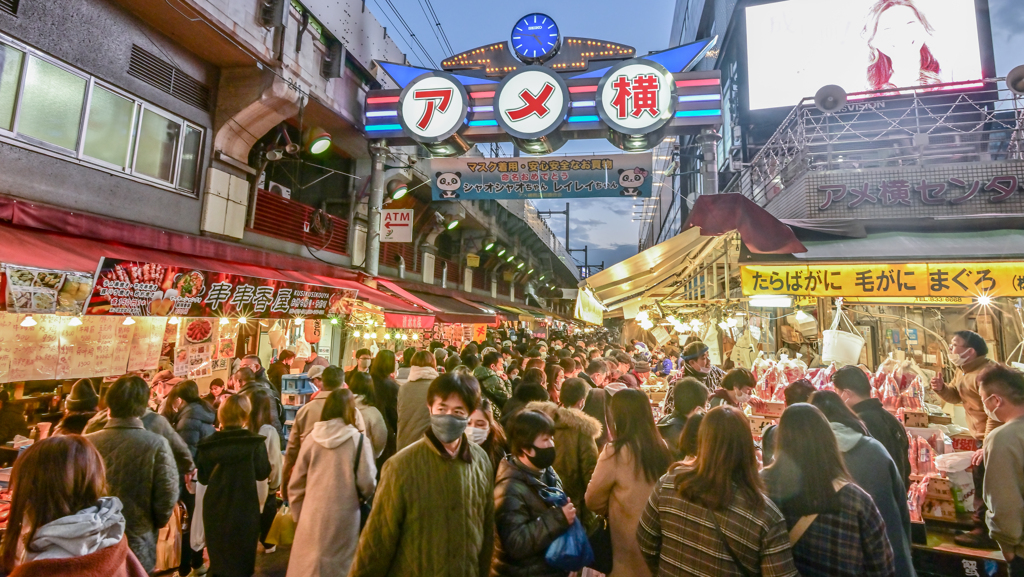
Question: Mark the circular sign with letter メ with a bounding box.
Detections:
[495,65,569,140]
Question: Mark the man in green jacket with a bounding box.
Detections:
[475,351,511,418]
[350,369,495,577]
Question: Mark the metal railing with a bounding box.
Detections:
[498,199,581,281]
[724,80,1024,206]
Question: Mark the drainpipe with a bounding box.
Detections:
[365,139,387,276]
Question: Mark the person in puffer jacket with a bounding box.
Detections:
[0,435,148,577]
[171,381,217,459]
[493,410,573,577]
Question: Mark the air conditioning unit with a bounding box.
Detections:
[268,181,291,199]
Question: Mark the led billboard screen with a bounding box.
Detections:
[746,0,985,110]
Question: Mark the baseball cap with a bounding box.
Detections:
[307,365,326,381]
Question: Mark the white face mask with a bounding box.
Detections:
[952,350,973,367]
[984,395,1003,423]
[736,392,751,405]
[466,426,490,445]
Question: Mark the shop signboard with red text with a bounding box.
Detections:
[85,257,358,319]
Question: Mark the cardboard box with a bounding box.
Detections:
[748,416,774,440]
[752,402,785,418]
[926,477,953,500]
[922,497,957,521]
[904,411,930,428]
[928,414,953,425]
[951,434,980,452]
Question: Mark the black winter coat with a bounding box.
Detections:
[656,413,688,460]
[174,401,216,459]
[0,404,28,445]
[372,376,399,466]
[852,398,912,487]
[196,427,271,577]
[492,456,571,577]
[53,411,96,436]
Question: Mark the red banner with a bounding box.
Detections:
[86,257,358,319]
[384,312,435,329]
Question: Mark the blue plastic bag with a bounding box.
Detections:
[538,487,595,571]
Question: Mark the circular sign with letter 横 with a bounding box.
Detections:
[494,65,569,140]
[597,58,676,135]
[397,71,469,143]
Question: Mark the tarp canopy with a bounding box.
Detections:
[0,221,423,313]
[405,290,499,325]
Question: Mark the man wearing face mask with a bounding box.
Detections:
[932,330,1000,548]
[350,369,494,577]
[708,368,766,412]
[345,348,373,384]
[493,410,575,577]
[833,365,911,488]
[979,365,1024,573]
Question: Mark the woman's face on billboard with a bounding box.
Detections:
[874,5,929,57]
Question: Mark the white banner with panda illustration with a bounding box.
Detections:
[430,152,653,200]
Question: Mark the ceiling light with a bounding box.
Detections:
[527,268,534,274]
[20,315,36,327]
[516,262,525,269]
[506,254,516,262]
[169,317,180,325]
[446,219,460,230]
[67,317,82,327]
[411,333,419,340]
[538,274,546,281]
[331,318,339,324]
[220,317,229,325]
[977,295,993,306]
[497,247,507,257]
[388,179,408,200]
[384,333,392,340]
[353,330,361,337]
[122,317,135,326]
[484,237,496,251]
[749,295,793,308]
[238,317,248,324]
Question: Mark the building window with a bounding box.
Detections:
[0,35,204,195]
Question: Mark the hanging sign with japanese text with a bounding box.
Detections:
[597,59,676,135]
[431,153,653,200]
[495,66,569,140]
[381,209,413,242]
[742,263,1024,299]
[398,72,469,144]
[85,258,359,319]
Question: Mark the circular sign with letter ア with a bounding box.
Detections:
[398,71,469,143]
[494,65,569,140]
[597,58,676,135]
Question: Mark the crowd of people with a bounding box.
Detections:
[4,329,1024,577]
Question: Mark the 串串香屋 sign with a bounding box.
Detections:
[431,153,653,200]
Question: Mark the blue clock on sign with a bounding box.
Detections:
[510,13,560,64]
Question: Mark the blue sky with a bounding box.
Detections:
[368,0,1024,270]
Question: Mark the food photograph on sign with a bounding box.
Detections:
[745,0,985,110]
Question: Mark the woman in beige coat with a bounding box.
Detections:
[585,390,673,577]
[287,390,377,577]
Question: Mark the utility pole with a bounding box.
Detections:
[537,202,570,250]
[365,139,387,276]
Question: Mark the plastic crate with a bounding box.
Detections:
[282,374,316,396]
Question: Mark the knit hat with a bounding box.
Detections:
[682,341,709,361]
[66,379,99,412]
[635,361,651,374]
[307,365,326,381]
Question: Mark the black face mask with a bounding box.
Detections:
[528,445,557,470]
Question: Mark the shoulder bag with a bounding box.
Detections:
[708,508,757,577]
[353,434,372,530]
[788,480,849,545]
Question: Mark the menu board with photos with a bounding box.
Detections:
[3,265,94,315]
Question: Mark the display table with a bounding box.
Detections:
[913,518,1008,577]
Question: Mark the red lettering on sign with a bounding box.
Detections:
[610,73,662,119]
[506,82,556,122]
[412,88,454,131]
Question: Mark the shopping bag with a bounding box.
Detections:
[545,519,595,571]
[264,505,295,546]
[155,501,184,572]
[821,306,864,367]
[191,483,206,551]
[586,515,613,573]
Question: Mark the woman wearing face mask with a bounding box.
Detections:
[493,410,574,577]
[709,368,766,413]
[467,398,508,478]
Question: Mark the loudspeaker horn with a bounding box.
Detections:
[814,85,848,114]
[1007,65,1024,96]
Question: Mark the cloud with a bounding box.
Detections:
[578,244,639,272]
[992,0,1024,40]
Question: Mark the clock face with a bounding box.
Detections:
[510,13,560,63]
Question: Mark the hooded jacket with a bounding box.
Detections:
[282,393,366,498]
[524,401,602,530]
[174,401,216,460]
[196,427,271,577]
[475,365,512,417]
[396,365,438,450]
[830,422,915,577]
[492,456,571,577]
[11,500,146,577]
[355,394,387,458]
[287,419,377,577]
[86,418,178,573]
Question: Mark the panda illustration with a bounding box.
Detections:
[436,171,462,199]
[618,167,648,197]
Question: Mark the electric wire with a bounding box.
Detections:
[421,0,454,56]
[368,0,429,68]
[416,0,450,58]
[375,0,437,66]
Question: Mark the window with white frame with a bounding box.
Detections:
[0,37,203,194]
